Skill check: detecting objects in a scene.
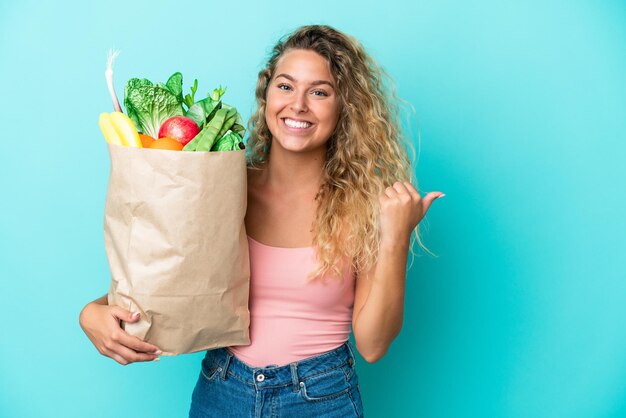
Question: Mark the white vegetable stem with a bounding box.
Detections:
[106,49,122,113]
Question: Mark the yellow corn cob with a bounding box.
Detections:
[109,111,142,148]
[99,112,125,146]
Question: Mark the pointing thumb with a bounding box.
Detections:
[422,192,445,214]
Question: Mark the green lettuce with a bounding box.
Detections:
[124,75,184,138]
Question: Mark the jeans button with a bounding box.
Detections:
[256,374,265,382]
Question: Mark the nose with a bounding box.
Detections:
[290,90,308,113]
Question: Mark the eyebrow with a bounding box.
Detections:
[275,73,335,89]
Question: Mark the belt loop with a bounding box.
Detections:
[345,340,356,366]
[219,349,233,380]
[290,363,300,392]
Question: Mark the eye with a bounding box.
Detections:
[277,83,291,91]
[312,90,329,97]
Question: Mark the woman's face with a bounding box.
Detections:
[265,49,341,156]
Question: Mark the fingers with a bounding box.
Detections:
[102,306,161,364]
[101,330,160,364]
[384,181,444,202]
[392,181,409,195]
[384,181,418,200]
[108,351,131,366]
[110,306,141,323]
[402,182,421,201]
[118,331,161,355]
[115,343,160,363]
[381,181,445,222]
[102,343,159,365]
[384,187,396,198]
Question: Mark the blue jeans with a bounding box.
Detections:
[188,341,364,417]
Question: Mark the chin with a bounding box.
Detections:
[268,129,330,154]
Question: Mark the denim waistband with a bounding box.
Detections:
[204,341,357,392]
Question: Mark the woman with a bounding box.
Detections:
[80,24,443,417]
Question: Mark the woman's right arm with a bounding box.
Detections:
[79,294,161,365]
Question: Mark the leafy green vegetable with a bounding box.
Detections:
[124,78,183,138]
[124,78,152,133]
[211,86,227,101]
[183,79,198,110]
[216,105,238,139]
[231,123,245,138]
[184,108,229,152]
[185,97,218,128]
[183,98,245,152]
[230,111,245,138]
[165,72,184,105]
[123,72,246,151]
[211,130,242,151]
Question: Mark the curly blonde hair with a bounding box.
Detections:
[246,24,431,282]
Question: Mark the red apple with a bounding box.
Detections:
[158,116,200,145]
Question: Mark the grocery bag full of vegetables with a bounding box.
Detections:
[100,51,250,355]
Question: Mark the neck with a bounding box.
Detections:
[263,143,326,194]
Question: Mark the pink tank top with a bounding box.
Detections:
[227,235,356,367]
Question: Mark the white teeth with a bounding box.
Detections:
[284,118,312,129]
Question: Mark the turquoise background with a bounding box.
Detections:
[1,0,624,417]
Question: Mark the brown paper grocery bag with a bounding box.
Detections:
[104,143,250,355]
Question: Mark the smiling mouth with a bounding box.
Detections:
[282,118,314,129]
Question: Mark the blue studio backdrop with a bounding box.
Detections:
[0,0,625,417]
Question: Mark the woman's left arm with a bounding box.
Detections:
[352,181,444,363]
